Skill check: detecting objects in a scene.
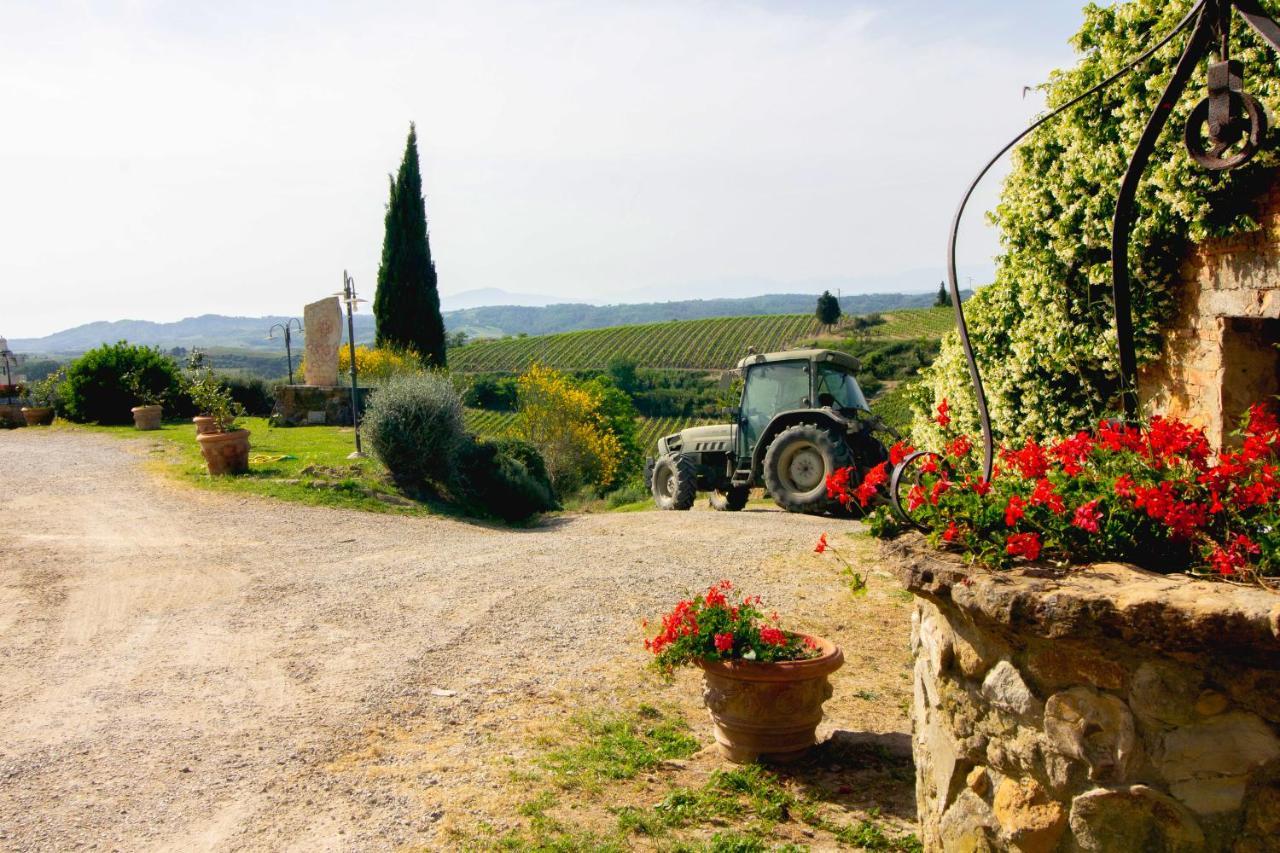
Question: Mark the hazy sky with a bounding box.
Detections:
[4,0,1093,337]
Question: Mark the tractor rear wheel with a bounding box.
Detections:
[651,453,696,510]
[762,424,853,514]
[709,485,749,511]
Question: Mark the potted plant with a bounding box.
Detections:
[186,367,250,475]
[125,370,166,430]
[645,580,843,763]
[21,370,61,425]
[185,350,218,435]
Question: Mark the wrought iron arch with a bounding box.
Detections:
[893,0,1280,523]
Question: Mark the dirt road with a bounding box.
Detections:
[0,429,903,851]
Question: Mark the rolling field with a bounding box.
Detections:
[450,307,955,373]
[450,313,823,372]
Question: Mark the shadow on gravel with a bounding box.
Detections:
[770,729,917,823]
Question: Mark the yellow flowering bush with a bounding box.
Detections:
[300,345,422,383]
[515,363,624,494]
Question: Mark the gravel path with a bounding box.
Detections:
[0,430,871,851]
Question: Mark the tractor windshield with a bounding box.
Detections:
[740,361,810,453]
[816,364,870,412]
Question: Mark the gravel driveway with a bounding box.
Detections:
[0,430,883,851]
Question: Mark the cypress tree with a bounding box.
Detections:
[374,123,446,366]
[815,290,841,330]
[934,281,953,308]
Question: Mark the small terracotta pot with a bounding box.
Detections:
[193,416,217,436]
[696,635,844,763]
[131,405,163,431]
[196,428,251,476]
[21,406,54,426]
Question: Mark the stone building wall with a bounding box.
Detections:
[891,539,1280,852]
[1141,178,1280,448]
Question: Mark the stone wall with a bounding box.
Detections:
[891,538,1280,852]
[1141,175,1280,449]
[271,385,372,427]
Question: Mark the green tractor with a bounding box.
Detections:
[645,349,893,514]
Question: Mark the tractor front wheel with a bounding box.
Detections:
[651,453,697,510]
[762,424,852,514]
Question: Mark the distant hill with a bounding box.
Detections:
[440,288,567,311]
[11,290,967,355]
[10,314,378,355]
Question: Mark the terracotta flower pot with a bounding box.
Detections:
[195,427,250,473]
[196,429,251,476]
[193,416,217,436]
[131,405,163,431]
[696,635,844,763]
[21,406,54,426]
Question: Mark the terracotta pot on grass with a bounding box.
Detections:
[193,416,217,436]
[21,406,54,426]
[696,635,843,763]
[196,429,251,476]
[131,405,163,431]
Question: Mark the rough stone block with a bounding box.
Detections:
[1067,785,1203,853]
[992,777,1066,853]
[1044,686,1139,783]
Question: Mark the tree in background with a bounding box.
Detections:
[373,123,447,367]
[815,291,842,331]
[515,364,624,495]
[934,281,952,308]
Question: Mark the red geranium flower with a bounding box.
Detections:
[1071,499,1102,534]
[714,632,734,652]
[947,434,972,458]
[1030,478,1066,514]
[935,398,951,428]
[943,521,961,542]
[758,627,786,646]
[1002,438,1050,479]
[889,440,915,466]
[1004,495,1026,527]
[814,533,828,554]
[1006,532,1042,560]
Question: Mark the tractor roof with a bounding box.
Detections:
[734,348,861,372]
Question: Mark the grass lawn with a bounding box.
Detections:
[52,416,438,516]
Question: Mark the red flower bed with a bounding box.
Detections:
[644,580,819,673]
[829,400,1280,583]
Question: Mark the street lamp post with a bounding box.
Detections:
[268,318,304,385]
[335,271,368,459]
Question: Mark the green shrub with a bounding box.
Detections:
[62,342,184,424]
[363,371,466,490]
[224,376,275,416]
[451,436,559,521]
[463,373,518,410]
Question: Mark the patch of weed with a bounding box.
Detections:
[540,705,699,792]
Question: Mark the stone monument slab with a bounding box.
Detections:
[303,296,342,387]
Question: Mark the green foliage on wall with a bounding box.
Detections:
[919,0,1280,446]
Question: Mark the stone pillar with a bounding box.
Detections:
[303,296,342,387]
[1142,173,1280,448]
[891,538,1280,852]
